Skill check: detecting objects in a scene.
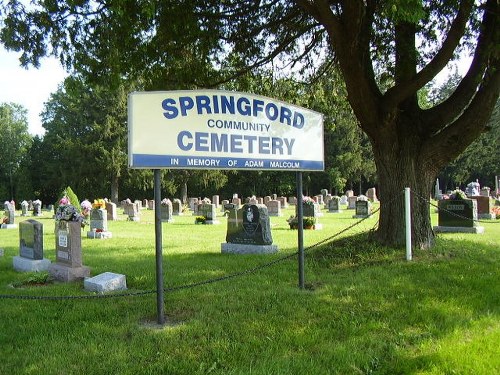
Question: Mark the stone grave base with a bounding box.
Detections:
[433,226,485,234]
[13,256,51,272]
[312,223,323,230]
[205,220,221,225]
[478,213,496,220]
[1,224,18,229]
[87,231,113,239]
[221,243,278,254]
[84,272,127,293]
[49,263,91,282]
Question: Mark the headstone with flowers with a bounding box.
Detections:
[1,201,16,229]
[49,196,91,281]
[434,189,484,233]
[286,196,322,230]
[87,199,112,239]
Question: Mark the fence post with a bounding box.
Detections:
[405,187,412,261]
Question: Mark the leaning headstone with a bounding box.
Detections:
[160,198,174,222]
[222,204,278,254]
[32,199,43,216]
[1,201,16,229]
[49,220,91,281]
[434,198,484,233]
[13,220,51,272]
[84,272,127,293]
[87,208,112,239]
[21,200,29,216]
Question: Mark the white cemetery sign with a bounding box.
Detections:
[128,90,324,171]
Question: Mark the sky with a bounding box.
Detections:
[0,46,67,136]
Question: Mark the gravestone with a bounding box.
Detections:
[266,200,282,217]
[315,195,324,205]
[21,200,29,216]
[220,200,230,212]
[340,195,348,206]
[198,203,219,224]
[434,199,484,233]
[278,196,288,209]
[480,187,490,197]
[134,200,143,210]
[105,202,117,221]
[143,199,149,208]
[49,220,91,281]
[347,196,357,209]
[328,197,342,213]
[288,196,297,205]
[222,204,278,254]
[172,199,183,215]
[32,199,43,216]
[434,179,443,200]
[212,195,220,208]
[13,219,51,272]
[231,197,242,209]
[1,201,16,229]
[297,200,323,229]
[189,197,199,212]
[263,196,272,205]
[366,188,378,202]
[353,200,372,218]
[148,200,155,210]
[87,208,112,239]
[345,190,354,197]
[125,202,140,221]
[471,196,495,219]
[84,272,127,293]
[160,199,174,222]
[465,181,480,197]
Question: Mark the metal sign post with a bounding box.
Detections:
[154,169,165,324]
[296,172,305,289]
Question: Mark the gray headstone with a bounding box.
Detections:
[19,219,44,260]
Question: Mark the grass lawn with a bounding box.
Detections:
[0,203,499,374]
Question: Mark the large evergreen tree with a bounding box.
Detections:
[2,1,498,247]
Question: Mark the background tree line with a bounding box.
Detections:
[1,68,497,206]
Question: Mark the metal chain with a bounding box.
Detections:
[0,192,405,301]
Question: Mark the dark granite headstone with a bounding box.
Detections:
[19,220,44,260]
[438,199,477,227]
[226,204,273,245]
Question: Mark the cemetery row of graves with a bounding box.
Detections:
[1,180,499,295]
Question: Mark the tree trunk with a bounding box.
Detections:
[181,181,188,204]
[372,130,435,249]
[110,175,119,204]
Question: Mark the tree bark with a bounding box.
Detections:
[111,175,119,204]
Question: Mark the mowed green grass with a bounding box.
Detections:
[0,203,498,375]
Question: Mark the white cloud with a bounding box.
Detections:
[0,47,67,136]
